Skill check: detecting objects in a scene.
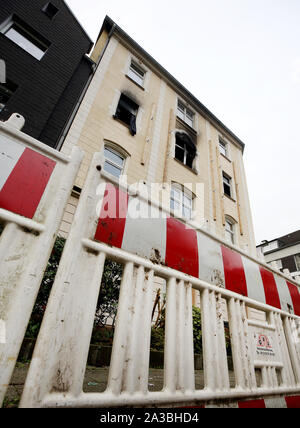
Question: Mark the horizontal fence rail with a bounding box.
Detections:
[0,117,83,406]
[19,152,300,408]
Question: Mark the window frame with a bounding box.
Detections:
[103,145,126,180]
[127,60,146,88]
[0,80,18,113]
[1,17,50,60]
[219,138,228,158]
[294,254,300,271]
[225,217,236,245]
[42,2,59,20]
[175,132,197,170]
[177,100,195,128]
[170,183,194,220]
[223,172,233,198]
[114,93,139,136]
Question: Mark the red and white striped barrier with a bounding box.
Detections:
[192,394,300,408]
[20,153,300,409]
[0,137,56,219]
[95,183,300,316]
[0,116,83,406]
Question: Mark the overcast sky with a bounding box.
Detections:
[66,0,300,245]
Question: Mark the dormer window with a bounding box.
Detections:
[175,132,196,169]
[114,93,139,136]
[177,100,194,128]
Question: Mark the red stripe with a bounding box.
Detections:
[165,218,199,277]
[259,267,281,310]
[0,148,56,219]
[238,399,266,408]
[285,396,300,408]
[286,281,300,316]
[94,183,128,249]
[221,246,248,297]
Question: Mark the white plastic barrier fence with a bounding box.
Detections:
[19,151,300,408]
[0,116,83,406]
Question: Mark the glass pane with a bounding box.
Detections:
[186,152,194,169]
[183,194,192,207]
[170,199,180,213]
[183,206,192,220]
[104,148,124,167]
[171,186,182,201]
[175,145,185,163]
[185,116,194,127]
[104,161,122,178]
[219,142,227,157]
[225,230,234,244]
[127,68,144,86]
[5,27,46,60]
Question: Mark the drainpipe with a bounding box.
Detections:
[56,24,116,151]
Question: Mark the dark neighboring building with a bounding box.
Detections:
[257,230,300,279]
[0,0,94,148]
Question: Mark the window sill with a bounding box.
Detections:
[113,115,136,136]
[125,74,145,91]
[173,157,198,175]
[220,152,232,163]
[224,193,236,203]
[176,115,197,135]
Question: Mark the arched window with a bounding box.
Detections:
[175,132,196,169]
[103,143,130,179]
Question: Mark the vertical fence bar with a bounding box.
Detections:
[201,289,216,390]
[107,261,134,395]
[284,316,300,384]
[184,283,195,392]
[216,294,230,390]
[164,277,177,393]
[273,312,295,387]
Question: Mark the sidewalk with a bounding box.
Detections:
[3,363,235,407]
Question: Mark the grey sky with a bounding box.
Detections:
[66,0,300,245]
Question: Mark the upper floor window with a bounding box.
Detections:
[0,80,18,113]
[1,17,50,60]
[177,100,194,128]
[223,173,233,198]
[294,254,300,271]
[175,132,196,169]
[170,183,193,220]
[42,2,59,19]
[114,93,138,136]
[103,146,126,179]
[127,60,146,87]
[225,217,236,244]
[219,138,228,158]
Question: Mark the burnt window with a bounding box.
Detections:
[0,80,18,113]
[175,132,196,169]
[114,94,138,136]
[42,3,59,19]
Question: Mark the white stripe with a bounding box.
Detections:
[0,136,24,191]
[242,256,266,305]
[274,275,294,314]
[197,232,225,287]
[122,197,167,262]
[265,397,287,408]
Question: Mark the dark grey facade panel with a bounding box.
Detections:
[0,0,93,148]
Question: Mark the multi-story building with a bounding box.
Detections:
[257,230,300,280]
[0,0,94,148]
[59,16,256,260]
